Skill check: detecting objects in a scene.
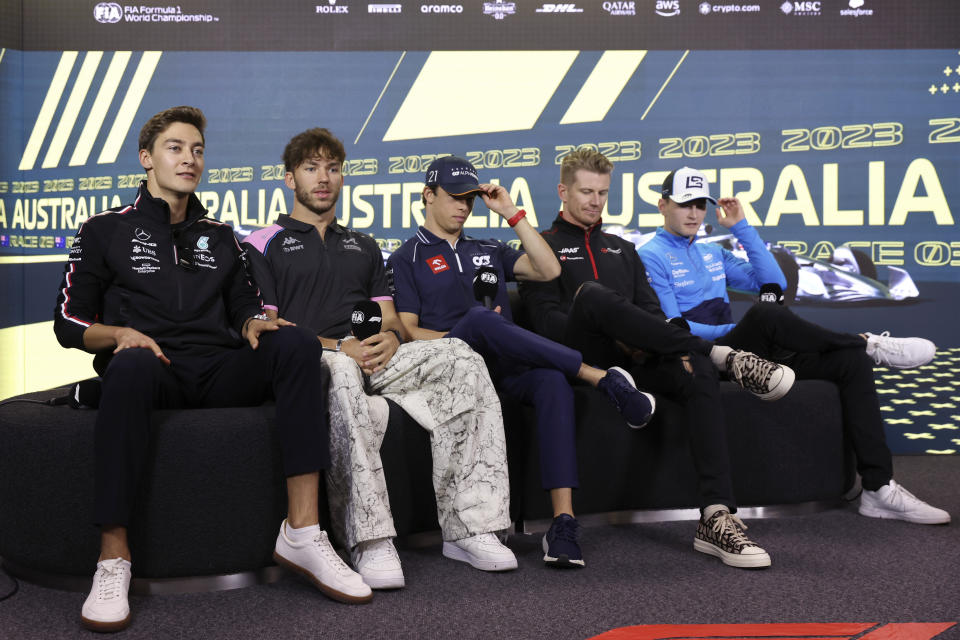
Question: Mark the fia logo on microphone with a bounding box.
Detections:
[351,309,366,324]
[426,255,449,274]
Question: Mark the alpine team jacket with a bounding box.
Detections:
[54,182,263,371]
[518,213,666,344]
[637,220,786,340]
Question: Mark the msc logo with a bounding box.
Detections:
[536,3,584,12]
[781,1,820,14]
[19,51,162,170]
[655,0,680,16]
[94,3,122,23]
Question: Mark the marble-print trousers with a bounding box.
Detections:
[323,337,511,547]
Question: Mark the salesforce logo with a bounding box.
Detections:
[94,2,123,23]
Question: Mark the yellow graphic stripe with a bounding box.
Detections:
[42,51,103,169]
[0,321,94,402]
[383,51,578,141]
[0,254,68,265]
[641,50,688,121]
[98,51,162,165]
[19,52,78,171]
[560,50,647,125]
[0,48,6,66]
[71,51,132,167]
[356,51,406,145]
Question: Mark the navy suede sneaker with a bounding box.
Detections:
[597,366,656,429]
[542,513,584,568]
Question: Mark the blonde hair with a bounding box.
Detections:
[560,148,613,185]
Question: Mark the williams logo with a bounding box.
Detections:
[94,3,122,23]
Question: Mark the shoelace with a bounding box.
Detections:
[550,519,580,544]
[95,563,127,602]
[868,331,902,365]
[710,512,753,548]
[728,352,775,393]
[884,481,922,508]
[312,532,355,576]
[361,541,398,564]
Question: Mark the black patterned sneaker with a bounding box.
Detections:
[542,513,585,568]
[694,505,771,568]
[725,350,795,401]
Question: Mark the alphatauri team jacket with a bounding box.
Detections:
[518,213,666,344]
[54,182,263,373]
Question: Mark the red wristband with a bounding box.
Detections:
[507,209,527,227]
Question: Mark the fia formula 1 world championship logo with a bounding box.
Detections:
[94,2,123,23]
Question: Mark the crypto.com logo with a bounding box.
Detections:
[94,2,122,23]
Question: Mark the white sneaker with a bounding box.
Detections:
[859,480,951,524]
[351,537,405,589]
[81,558,132,632]
[864,332,936,369]
[442,533,518,571]
[273,519,373,603]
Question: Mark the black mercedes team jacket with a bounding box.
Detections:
[54,182,263,373]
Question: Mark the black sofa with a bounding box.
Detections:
[0,372,850,583]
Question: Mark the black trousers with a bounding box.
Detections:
[94,325,327,526]
[719,303,893,490]
[562,282,737,512]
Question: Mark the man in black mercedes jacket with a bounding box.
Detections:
[519,149,795,570]
[53,106,371,632]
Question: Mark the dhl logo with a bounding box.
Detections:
[19,51,162,171]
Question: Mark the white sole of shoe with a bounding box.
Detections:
[693,538,771,568]
[273,551,373,604]
[858,505,951,525]
[608,366,656,429]
[541,536,585,568]
[80,613,131,633]
[753,363,796,401]
[442,542,518,571]
[359,572,406,590]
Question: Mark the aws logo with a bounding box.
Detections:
[19,50,162,171]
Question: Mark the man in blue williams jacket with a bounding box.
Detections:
[639,166,949,526]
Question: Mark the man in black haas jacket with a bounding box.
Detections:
[54,107,371,633]
[519,149,796,570]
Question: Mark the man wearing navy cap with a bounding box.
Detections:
[388,156,656,568]
[640,166,949,526]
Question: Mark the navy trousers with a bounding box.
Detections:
[94,325,327,526]
[448,306,581,490]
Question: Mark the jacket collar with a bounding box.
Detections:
[655,227,696,248]
[136,181,208,226]
[274,214,345,236]
[415,225,466,247]
[552,211,602,236]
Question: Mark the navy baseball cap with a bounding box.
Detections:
[424,156,483,197]
[661,167,717,205]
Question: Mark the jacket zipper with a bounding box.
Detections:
[584,227,599,280]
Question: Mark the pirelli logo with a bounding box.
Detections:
[19,50,162,171]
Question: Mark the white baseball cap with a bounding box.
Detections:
[661,167,717,204]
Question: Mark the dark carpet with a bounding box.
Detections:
[2,456,958,640]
